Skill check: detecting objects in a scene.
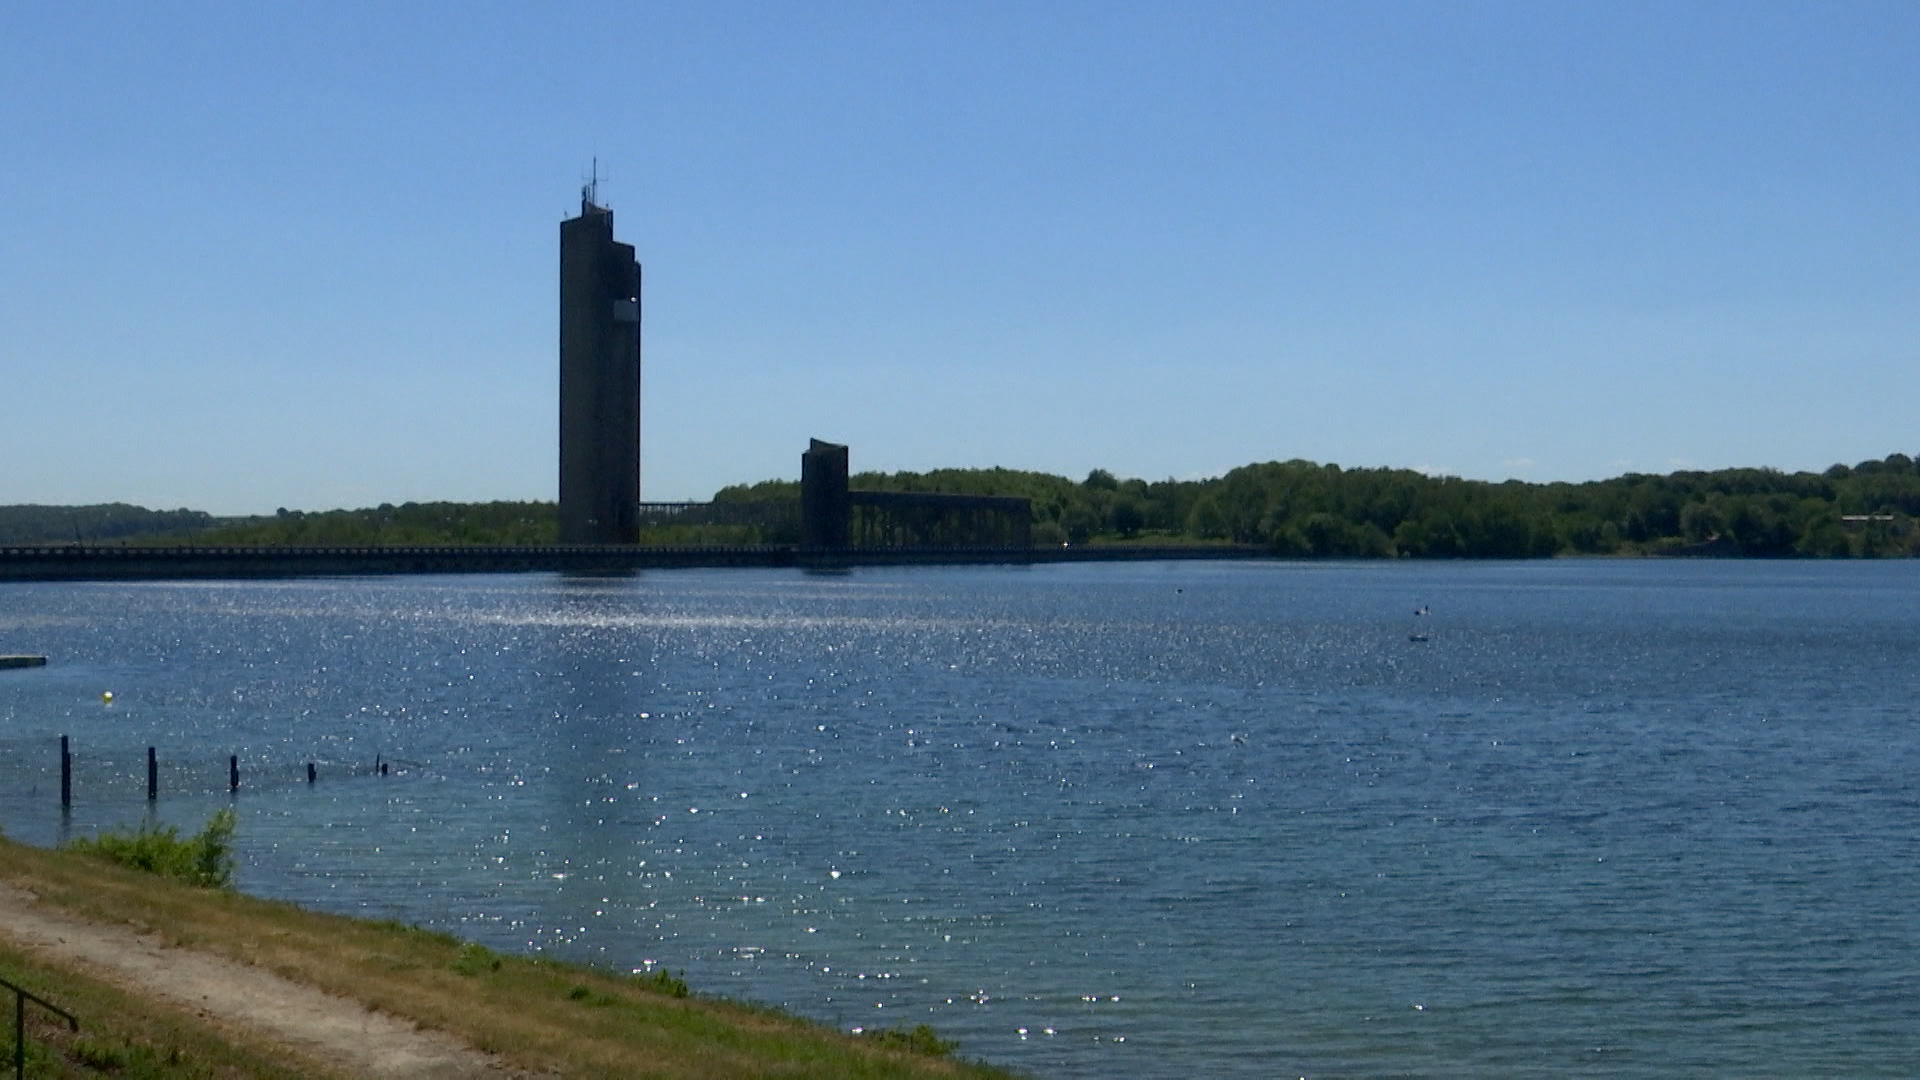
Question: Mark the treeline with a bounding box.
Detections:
[719,452,1920,557]
[1151,455,1920,557]
[15,452,1920,556]
[0,503,215,545]
[161,502,557,546]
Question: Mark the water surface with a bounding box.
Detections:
[2,561,1916,1076]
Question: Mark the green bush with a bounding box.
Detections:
[451,942,502,976]
[859,1024,958,1058]
[63,808,236,888]
[630,967,690,998]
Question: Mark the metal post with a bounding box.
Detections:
[4,975,79,1080]
[147,747,158,801]
[59,736,70,809]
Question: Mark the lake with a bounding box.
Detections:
[2,560,1917,1077]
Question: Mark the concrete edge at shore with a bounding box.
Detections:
[0,544,1270,582]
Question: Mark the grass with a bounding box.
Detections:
[1077,530,1251,548]
[0,834,1019,1079]
[0,935,323,1078]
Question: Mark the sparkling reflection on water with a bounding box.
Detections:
[3,561,1918,1077]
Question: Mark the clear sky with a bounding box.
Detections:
[3,2,1916,514]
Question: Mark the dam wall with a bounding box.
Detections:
[0,544,1268,582]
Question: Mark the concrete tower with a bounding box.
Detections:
[558,184,642,544]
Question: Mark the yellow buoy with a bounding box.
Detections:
[101,691,114,703]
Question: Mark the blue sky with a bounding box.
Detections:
[2,2,1916,514]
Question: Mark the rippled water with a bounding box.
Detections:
[2,561,1917,1077]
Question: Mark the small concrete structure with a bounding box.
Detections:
[799,438,1033,550]
[800,439,852,548]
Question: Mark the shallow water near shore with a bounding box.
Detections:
[3,560,1918,1077]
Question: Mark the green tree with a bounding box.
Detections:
[1680,501,1725,543]
[1107,498,1146,539]
[1186,496,1228,540]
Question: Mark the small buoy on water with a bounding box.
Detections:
[101,691,114,704]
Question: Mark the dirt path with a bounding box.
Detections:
[0,882,521,1078]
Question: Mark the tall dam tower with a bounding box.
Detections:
[558,181,643,543]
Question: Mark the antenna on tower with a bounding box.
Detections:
[581,157,605,211]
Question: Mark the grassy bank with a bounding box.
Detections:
[0,932,318,1079]
[0,835,1016,1079]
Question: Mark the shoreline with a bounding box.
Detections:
[1,540,1868,585]
[0,542,1266,583]
[0,834,1016,1078]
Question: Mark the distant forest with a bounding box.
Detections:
[0,503,215,545]
[6,452,1919,556]
[714,451,1920,557]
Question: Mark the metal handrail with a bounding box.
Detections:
[1,974,78,1080]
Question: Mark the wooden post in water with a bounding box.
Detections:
[228,755,239,792]
[307,762,316,784]
[147,747,157,801]
[59,736,70,809]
